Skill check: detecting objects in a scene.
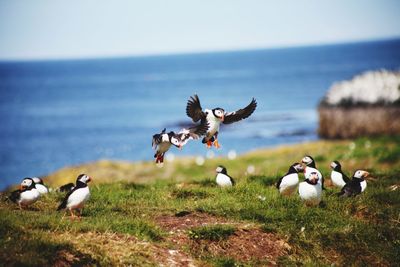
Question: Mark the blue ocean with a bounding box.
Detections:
[1,39,400,190]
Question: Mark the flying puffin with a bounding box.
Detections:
[57,174,92,219]
[301,155,325,189]
[338,170,369,197]
[152,122,208,163]
[298,171,322,206]
[32,177,49,194]
[276,163,304,196]
[330,161,350,188]
[215,166,235,187]
[9,178,40,209]
[186,94,257,148]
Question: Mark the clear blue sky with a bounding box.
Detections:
[0,0,399,60]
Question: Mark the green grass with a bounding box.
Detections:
[1,136,399,266]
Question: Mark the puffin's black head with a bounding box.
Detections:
[305,172,319,185]
[352,170,369,181]
[289,163,304,173]
[212,108,225,122]
[302,155,315,168]
[330,161,342,171]
[76,174,92,184]
[20,177,35,190]
[216,165,227,175]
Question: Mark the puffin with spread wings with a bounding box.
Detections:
[152,121,208,163]
[186,94,257,148]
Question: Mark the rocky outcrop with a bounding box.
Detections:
[318,70,400,139]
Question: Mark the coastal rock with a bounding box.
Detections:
[319,70,400,138]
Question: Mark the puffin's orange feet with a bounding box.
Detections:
[214,140,221,149]
[155,155,164,163]
[206,140,212,148]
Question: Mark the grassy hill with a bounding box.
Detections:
[1,136,399,266]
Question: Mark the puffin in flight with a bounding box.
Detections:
[57,174,92,219]
[186,94,257,148]
[152,122,208,163]
[9,178,40,209]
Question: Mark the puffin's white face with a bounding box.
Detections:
[216,166,224,173]
[293,163,304,172]
[330,161,337,169]
[78,174,92,184]
[302,156,313,165]
[354,170,369,179]
[170,136,181,148]
[213,109,225,121]
[21,178,33,189]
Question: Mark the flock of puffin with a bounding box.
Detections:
[7,94,370,218]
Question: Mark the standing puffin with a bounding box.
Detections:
[276,163,304,196]
[298,171,322,206]
[186,94,257,148]
[330,161,350,188]
[32,177,49,194]
[9,178,40,209]
[57,174,92,219]
[338,170,369,197]
[301,155,325,189]
[215,166,235,187]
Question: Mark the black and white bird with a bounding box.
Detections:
[215,166,235,187]
[186,94,257,148]
[57,174,92,219]
[301,155,325,189]
[32,177,49,194]
[276,163,304,196]
[9,178,40,209]
[152,122,208,163]
[338,170,369,197]
[298,171,322,206]
[330,161,350,188]
[58,183,75,193]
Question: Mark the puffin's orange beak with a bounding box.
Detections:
[221,114,225,122]
[363,171,370,178]
[87,177,92,182]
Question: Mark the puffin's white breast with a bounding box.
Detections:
[216,173,233,187]
[298,182,322,206]
[67,187,90,209]
[331,171,346,188]
[35,184,49,194]
[279,173,299,195]
[206,110,221,138]
[360,180,367,192]
[19,188,40,205]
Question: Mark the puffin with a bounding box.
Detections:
[276,163,304,196]
[330,161,350,188]
[32,177,49,194]
[215,166,235,187]
[186,94,257,148]
[301,155,325,189]
[298,171,322,206]
[9,178,40,209]
[59,183,75,193]
[152,122,208,163]
[57,174,92,219]
[338,170,369,197]
[152,128,183,163]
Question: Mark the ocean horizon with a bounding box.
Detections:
[1,38,400,190]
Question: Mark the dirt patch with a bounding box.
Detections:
[156,212,290,265]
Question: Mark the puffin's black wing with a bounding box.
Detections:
[9,190,21,203]
[276,175,284,189]
[189,120,209,137]
[342,172,351,183]
[59,183,75,193]
[57,188,76,210]
[229,176,236,186]
[186,95,206,122]
[223,98,257,124]
[152,128,166,149]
